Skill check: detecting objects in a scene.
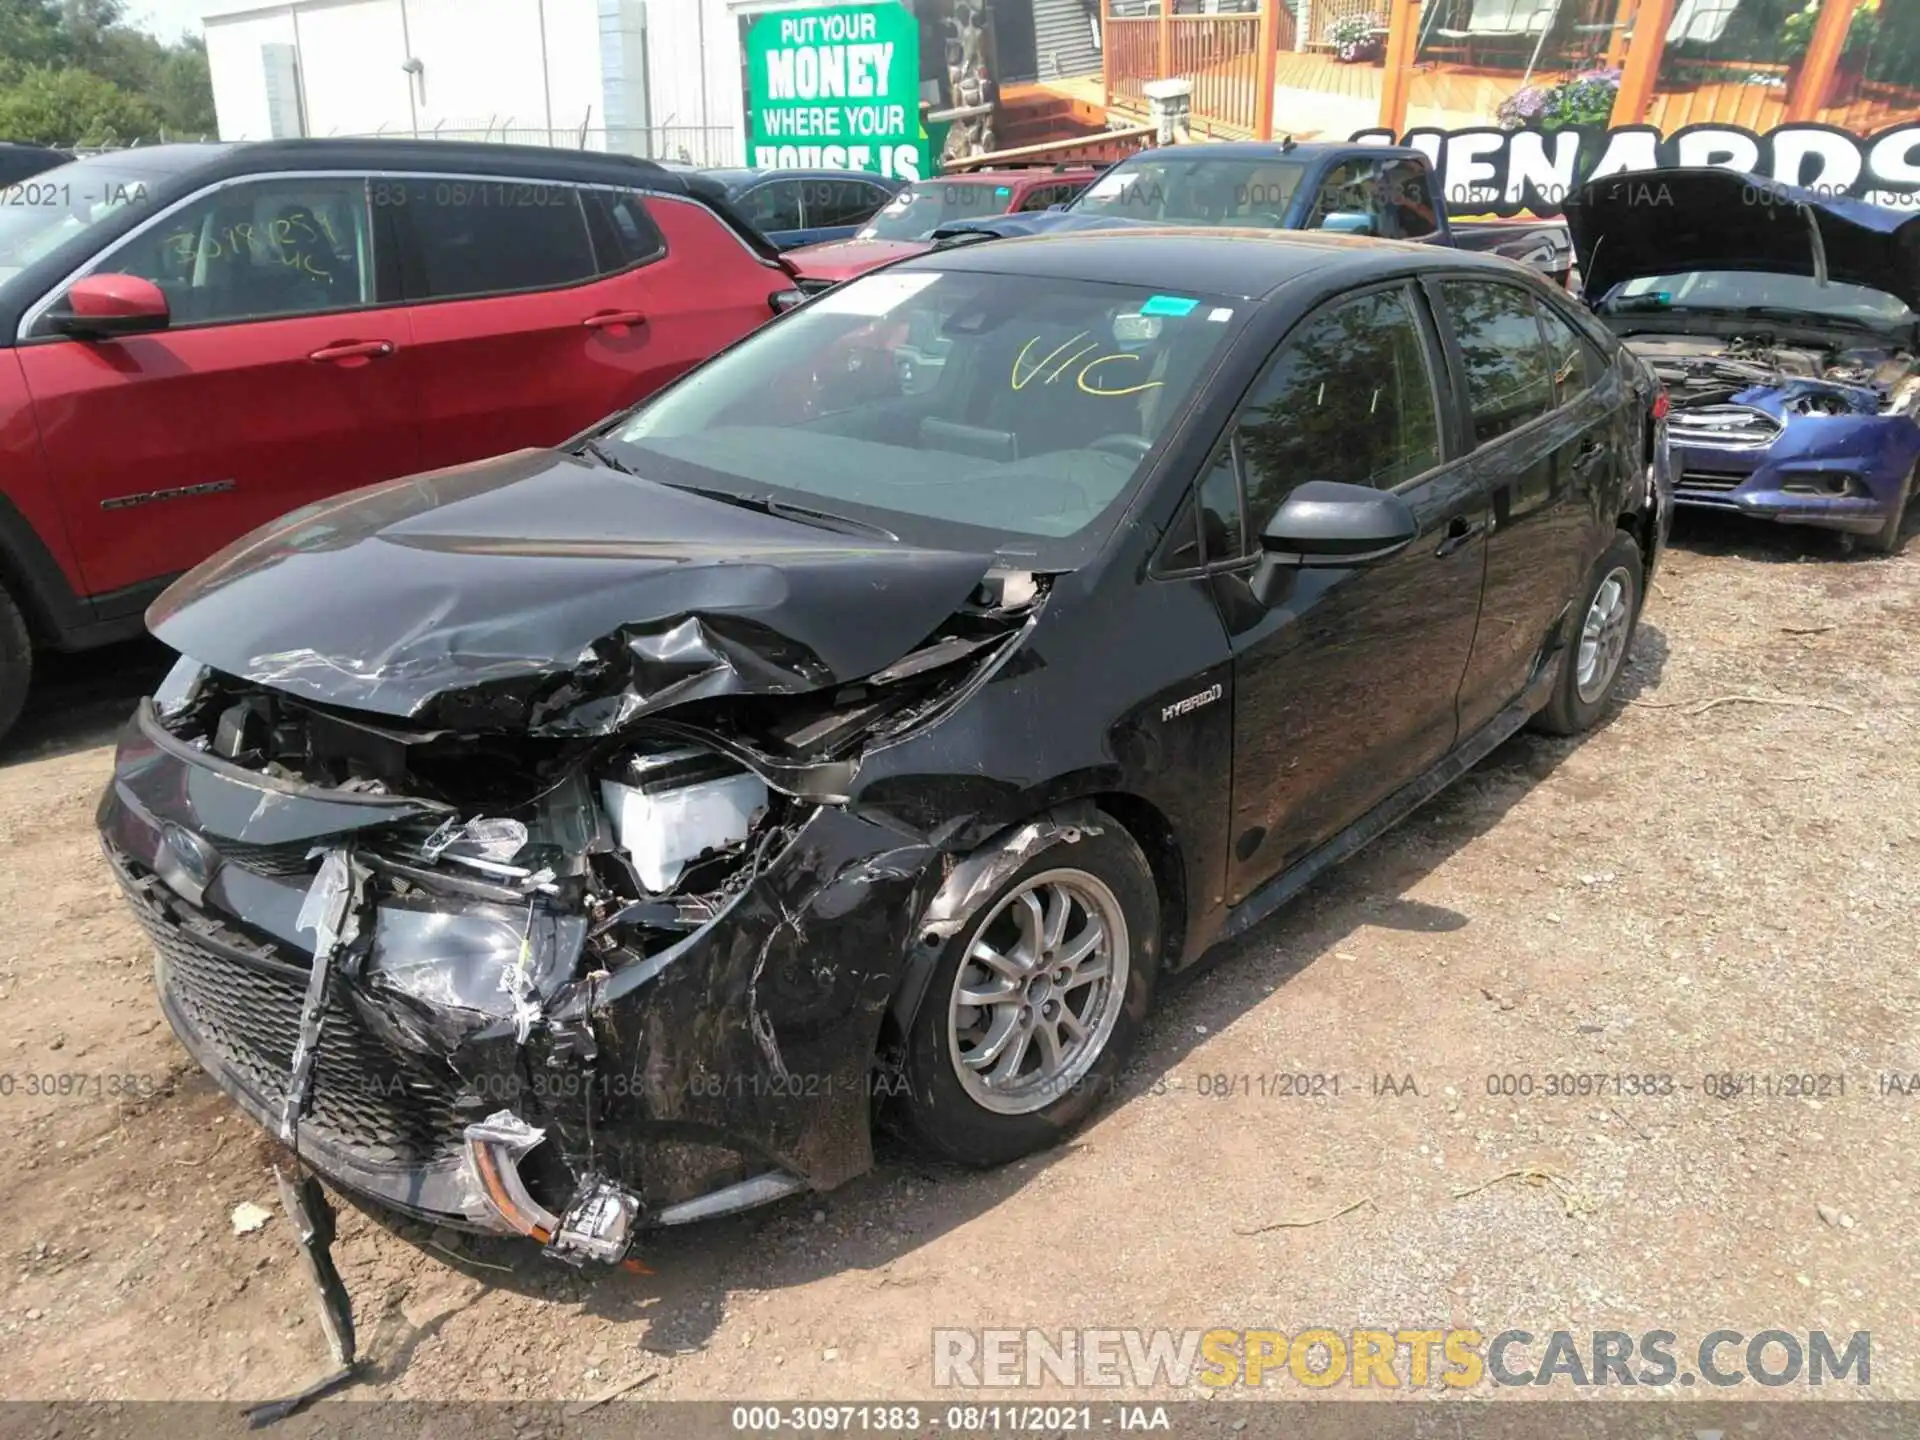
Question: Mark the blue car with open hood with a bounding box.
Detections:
[1568,167,1920,553]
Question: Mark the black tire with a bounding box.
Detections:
[894,814,1160,1167]
[1533,529,1643,737]
[1863,463,1913,556]
[0,579,34,748]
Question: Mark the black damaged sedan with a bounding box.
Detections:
[101,230,1671,1263]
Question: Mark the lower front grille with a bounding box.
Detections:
[1678,471,1743,494]
[113,853,465,1168]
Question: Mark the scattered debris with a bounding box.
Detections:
[230,1202,273,1236]
[1452,1166,1593,1219]
[1816,1203,1856,1230]
[565,1368,659,1416]
[1781,624,1838,636]
[1233,1196,1374,1236]
[1629,693,1853,718]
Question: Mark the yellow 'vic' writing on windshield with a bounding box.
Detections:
[1011,332,1165,398]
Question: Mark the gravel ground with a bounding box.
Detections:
[0,511,1915,1412]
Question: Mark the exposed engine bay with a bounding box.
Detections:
[1624,332,1919,415]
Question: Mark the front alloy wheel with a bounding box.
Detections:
[894,815,1159,1166]
[947,870,1130,1116]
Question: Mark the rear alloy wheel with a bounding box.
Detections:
[0,579,34,748]
[895,817,1158,1166]
[1864,463,1914,556]
[1533,530,1643,736]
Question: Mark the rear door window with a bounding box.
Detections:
[395,178,595,300]
[582,188,667,274]
[1441,279,1556,442]
[1536,299,1606,404]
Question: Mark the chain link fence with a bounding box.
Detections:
[50,125,742,167]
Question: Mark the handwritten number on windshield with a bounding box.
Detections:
[1011,332,1164,398]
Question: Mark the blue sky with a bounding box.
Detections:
[128,0,208,41]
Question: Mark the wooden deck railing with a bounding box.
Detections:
[1102,1,1297,138]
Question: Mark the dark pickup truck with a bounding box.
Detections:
[934,139,1574,282]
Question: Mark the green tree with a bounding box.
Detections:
[0,0,69,85]
[153,35,215,134]
[0,62,160,145]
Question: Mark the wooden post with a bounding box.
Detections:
[1158,0,1172,79]
[1608,0,1674,126]
[1378,0,1421,139]
[1255,0,1279,139]
[1101,0,1113,111]
[1602,0,1637,69]
[1785,0,1858,122]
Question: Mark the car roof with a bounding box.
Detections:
[927,169,1097,186]
[1113,140,1428,166]
[903,227,1531,301]
[702,167,900,188]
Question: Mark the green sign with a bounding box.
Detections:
[746,3,929,182]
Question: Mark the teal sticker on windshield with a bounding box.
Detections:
[996,186,1012,198]
[1140,294,1199,317]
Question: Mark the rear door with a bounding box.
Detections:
[388,175,783,472]
[1212,282,1489,895]
[1433,276,1607,734]
[15,173,414,598]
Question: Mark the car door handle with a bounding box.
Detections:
[583,310,648,330]
[308,340,394,364]
[1435,515,1486,557]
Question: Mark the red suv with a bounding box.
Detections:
[0,140,799,740]
[785,167,1099,289]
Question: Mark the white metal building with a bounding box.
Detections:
[201,0,671,154]
[199,0,1104,165]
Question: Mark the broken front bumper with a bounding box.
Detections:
[1670,430,1914,535]
[99,701,942,1237]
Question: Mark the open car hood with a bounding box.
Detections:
[1566,168,1920,311]
[148,448,998,733]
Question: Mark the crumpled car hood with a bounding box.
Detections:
[1567,167,1920,311]
[784,236,929,281]
[149,448,998,731]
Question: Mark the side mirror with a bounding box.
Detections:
[1316,210,1377,236]
[1253,479,1418,592]
[48,273,170,339]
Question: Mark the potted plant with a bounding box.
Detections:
[1496,67,1620,132]
[1330,11,1385,63]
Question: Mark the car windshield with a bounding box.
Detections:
[1608,270,1914,326]
[858,181,1010,240]
[607,268,1239,560]
[1068,156,1309,228]
[0,155,168,286]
